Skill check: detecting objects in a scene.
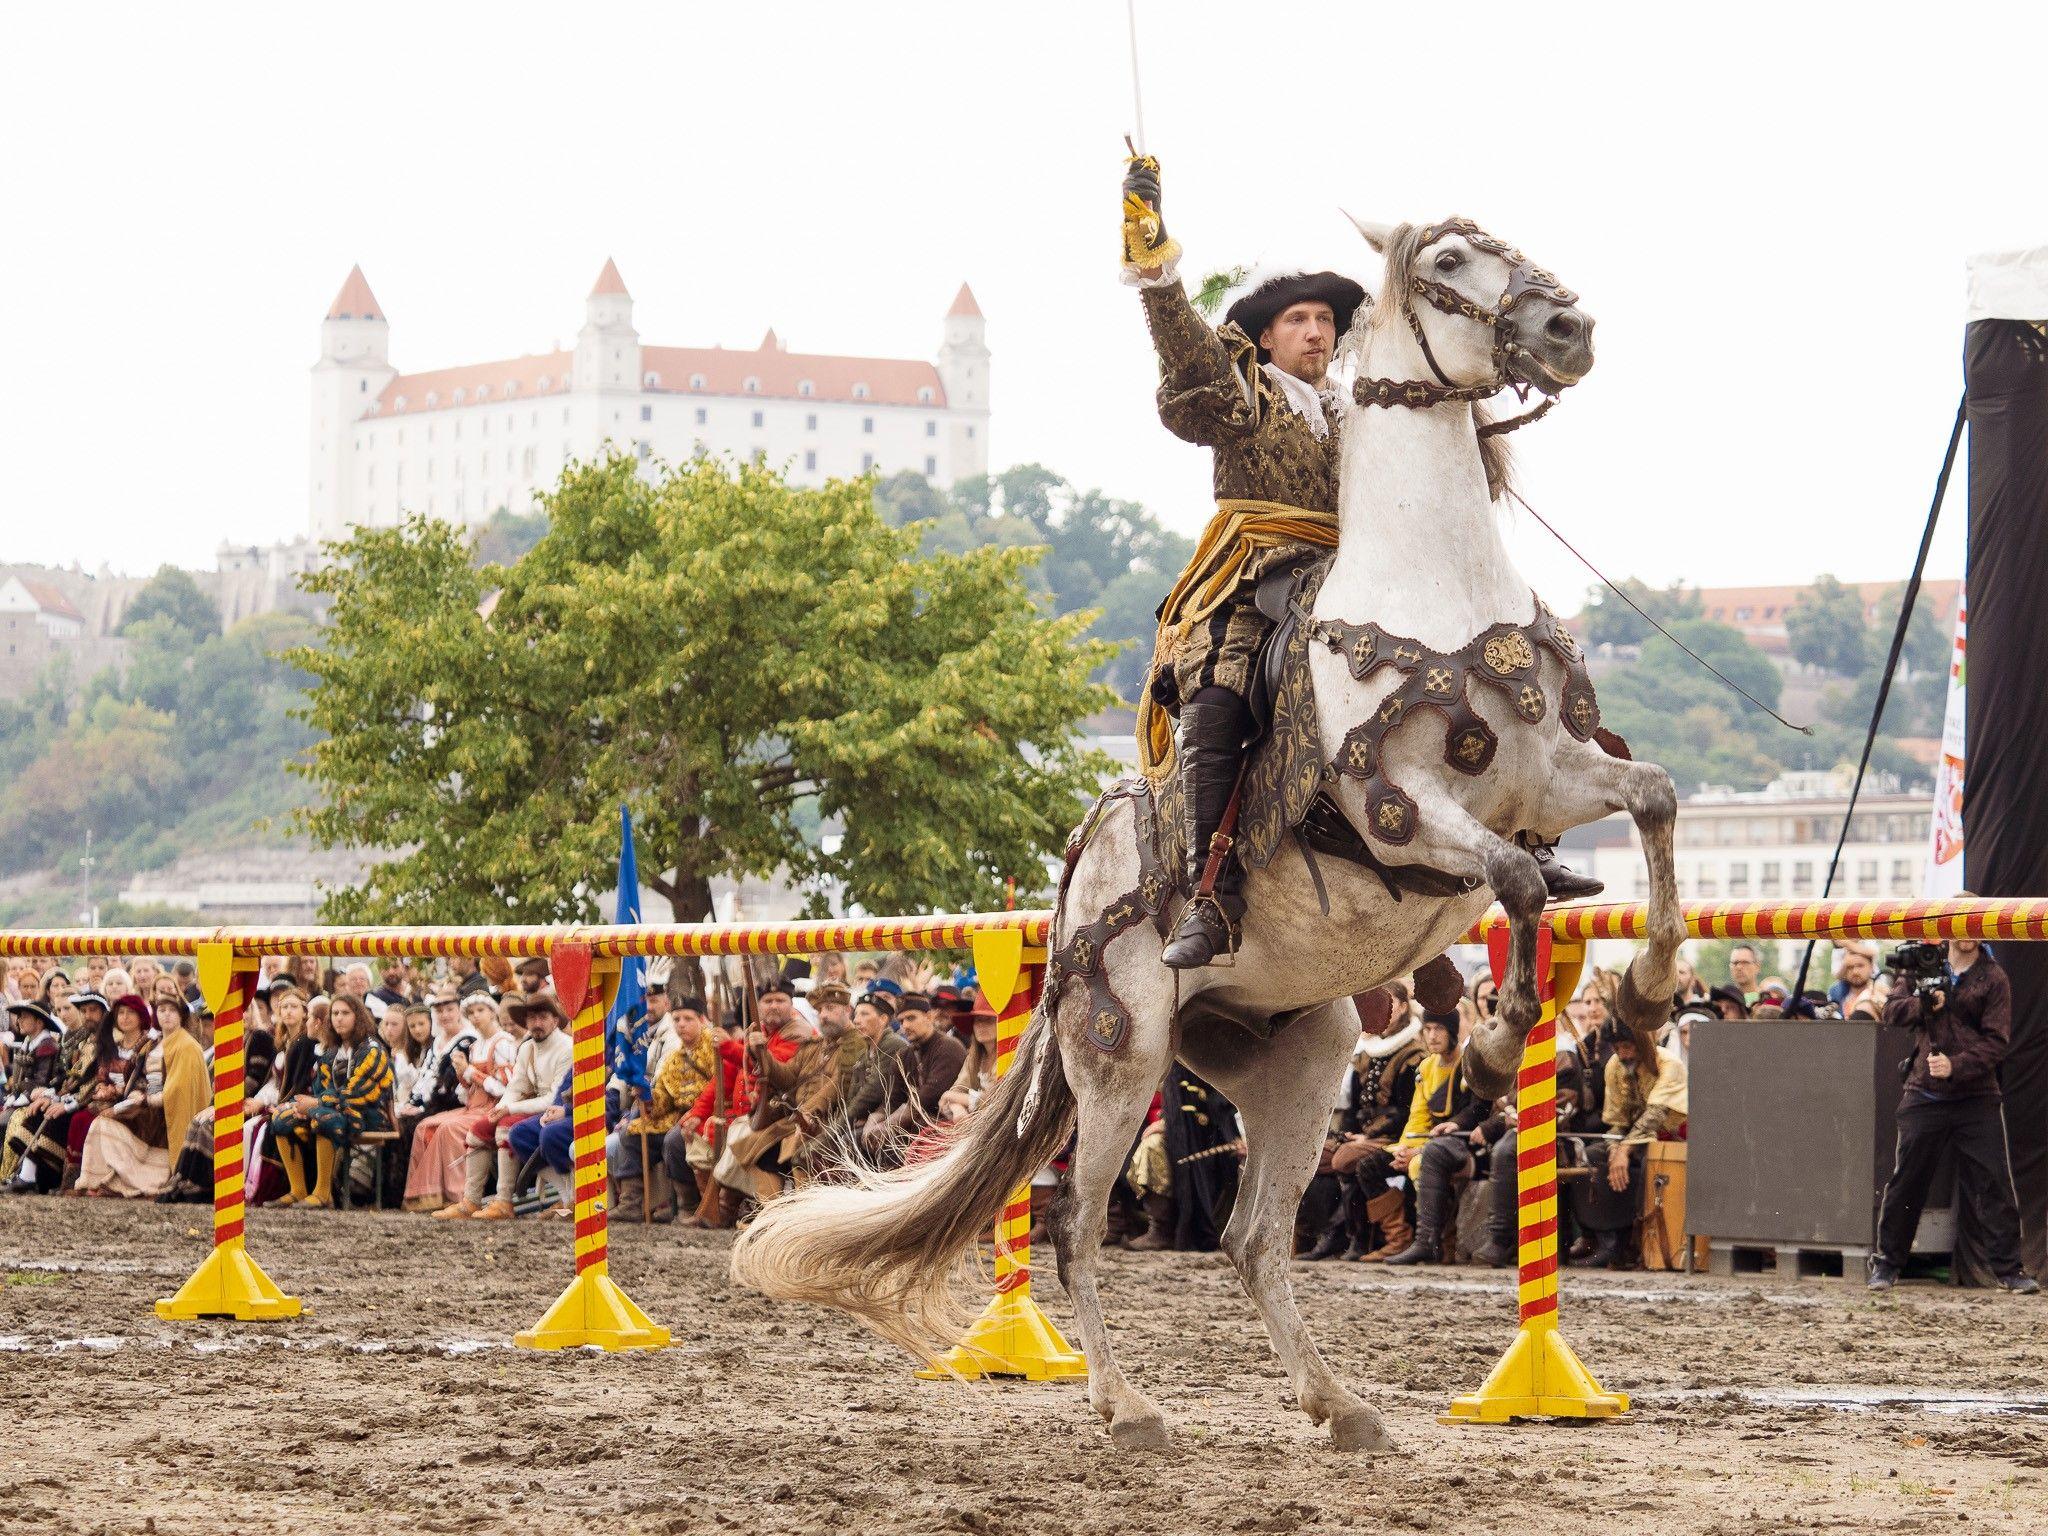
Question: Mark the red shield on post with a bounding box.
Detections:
[550,942,592,1019]
[1485,923,1555,1003]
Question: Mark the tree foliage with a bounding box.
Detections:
[119,565,221,640]
[1578,579,1701,650]
[1785,574,1869,676]
[290,453,1119,924]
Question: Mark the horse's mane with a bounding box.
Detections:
[1356,219,1515,505]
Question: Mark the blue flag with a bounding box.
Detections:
[606,804,650,1092]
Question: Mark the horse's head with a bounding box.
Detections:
[1349,216,1594,398]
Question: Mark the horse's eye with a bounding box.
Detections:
[1435,250,1461,274]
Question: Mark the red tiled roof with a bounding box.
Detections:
[1568,579,1962,655]
[947,282,983,318]
[640,344,943,407]
[372,352,574,415]
[20,579,84,623]
[327,265,383,322]
[590,258,630,298]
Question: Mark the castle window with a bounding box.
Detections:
[752,410,765,428]
[641,405,653,423]
[805,450,817,472]
[863,417,874,434]
[925,456,937,475]
[538,375,552,391]
[394,395,408,411]
[644,371,661,388]
[360,379,368,393]
[695,407,708,425]
[852,382,870,399]
[806,414,817,431]
[744,377,761,394]
[798,380,815,397]
[861,452,874,472]
[690,374,706,390]
[917,386,934,403]
[454,389,466,405]
[426,392,439,408]
[967,425,975,438]
[506,382,518,397]
[926,421,937,437]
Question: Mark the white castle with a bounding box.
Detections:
[309,259,990,541]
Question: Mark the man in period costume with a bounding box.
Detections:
[1121,157,1602,970]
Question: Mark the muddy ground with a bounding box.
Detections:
[2,1199,2044,1536]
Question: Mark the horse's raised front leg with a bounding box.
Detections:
[1532,737,1684,1032]
[1396,790,1549,1099]
[1182,1002,1392,1452]
[1047,968,1180,1451]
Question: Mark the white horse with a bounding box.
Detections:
[733,215,1685,1451]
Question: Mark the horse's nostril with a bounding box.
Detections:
[1545,312,1582,342]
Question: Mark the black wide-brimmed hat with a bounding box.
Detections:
[1225,271,1367,360]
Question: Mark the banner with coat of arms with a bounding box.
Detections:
[1923,586,1966,898]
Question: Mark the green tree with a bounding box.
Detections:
[289,453,1118,924]
[1578,579,1702,650]
[1785,575,1869,677]
[119,565,221,640]
[1597,619,1789,792]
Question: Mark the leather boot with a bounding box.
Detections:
[1338,1186,1373,1260]
[1525,836,1604,901]
[1354,1188,1411,1262]
[1474,1208,1516,1268]
[712,1184,747,1229]
[1162,692,1252,971]
[1127,1193,1174,1251]
[1568,1229,1623,1268]
[1302,1200,1350,1260]
[614,1176,645,1224]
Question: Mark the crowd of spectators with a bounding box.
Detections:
[0,941,1901,1274]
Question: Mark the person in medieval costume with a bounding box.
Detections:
[1120,155,1603,970]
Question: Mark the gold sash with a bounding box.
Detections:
[1138,498,1339,780]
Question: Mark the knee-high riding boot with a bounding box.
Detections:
[1163,690,1253,971]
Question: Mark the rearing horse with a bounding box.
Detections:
[732,215,1685,1452]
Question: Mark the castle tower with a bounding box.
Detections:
[309,265,396,540]
[936,282,990,481]
[573,257,642,395]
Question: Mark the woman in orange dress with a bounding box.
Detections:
[404,993,514,1211]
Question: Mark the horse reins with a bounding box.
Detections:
[1353,217,1577,439]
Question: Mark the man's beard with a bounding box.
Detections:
[1285,353,1329,387]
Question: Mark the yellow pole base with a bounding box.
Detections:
[1442,1323,1630,1424]
[917,1288,1088,1382]
[154,1243,302,1322]
[514,1270,671,1352]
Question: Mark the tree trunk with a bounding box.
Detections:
[667,873,715,925]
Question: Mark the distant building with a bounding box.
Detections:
[0,573,126,701]
[309,260,991,542]
[1570,580,1962,664]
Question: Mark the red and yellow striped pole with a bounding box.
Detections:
[922,930,1086,1381]
[157,944,300,1321]
[516,944,670,1351]
[1445,927,1627,1422]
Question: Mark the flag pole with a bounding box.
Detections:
[1126,0,1147,156]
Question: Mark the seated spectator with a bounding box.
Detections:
[605,991,712,1224]
[383,1002,432,1109]
[1831,941,1890,1019]
[407,993,508,1212]
[2,989,107,1194]
[1476,1042,1587,1268]
[441,989,572,1221]
[1,1000,66,1184]
[937,990,1000,1122]
[1382,1006,1486,1266]
[701,980,824,1207]
[64,995,153,1192]
[1568,1019,1688,1269]
[76,995,207,1199]
[511,957,551,996]
[834,992,910,1150]
[269,994,393,1209]
[1306,988,1423,1262]
[507,1064,576,1219]
[865,992,965,1161]
[160,996,275,1206]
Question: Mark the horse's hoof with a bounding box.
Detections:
[1108,1412,1172,1451]
[1328,1406,1394,1453]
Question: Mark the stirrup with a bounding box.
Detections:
[1163,894,1238,970]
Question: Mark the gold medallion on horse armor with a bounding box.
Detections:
[1483,631,1536,675]
[1424,665,1455,696]
[1452,726,1493,771]
[1090,1005,1127,1051]
[1515,684,1545,723]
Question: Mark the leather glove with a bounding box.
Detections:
[1121,154,1182,274]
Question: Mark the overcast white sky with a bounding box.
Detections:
[3,2,2041,609]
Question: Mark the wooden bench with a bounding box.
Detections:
[342,1129,402,1211]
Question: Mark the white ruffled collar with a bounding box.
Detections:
[1262,361,1339,438]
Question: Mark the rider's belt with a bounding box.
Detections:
[1139,499,1338,780]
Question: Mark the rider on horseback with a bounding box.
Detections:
[1121,155,1602,970]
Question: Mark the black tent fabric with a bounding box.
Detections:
[1963,319,2048,1281]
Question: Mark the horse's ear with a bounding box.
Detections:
[1343,210,1395,254]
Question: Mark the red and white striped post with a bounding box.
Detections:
[157,943,300,1321]
[1444,926,1627,1422]
[515,943,670,1351]
[922,929,1086,1381]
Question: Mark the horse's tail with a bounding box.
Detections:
[729,1000,1075,1365]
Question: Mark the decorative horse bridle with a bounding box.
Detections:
[1353,217,1580,439]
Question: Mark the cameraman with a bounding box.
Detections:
[1869,922,2040,1293]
